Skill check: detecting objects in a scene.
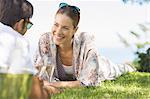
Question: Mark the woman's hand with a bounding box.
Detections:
[43,85,64,94]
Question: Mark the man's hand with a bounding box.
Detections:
[29,76,49,99]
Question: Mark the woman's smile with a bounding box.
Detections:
[54,34,65,41]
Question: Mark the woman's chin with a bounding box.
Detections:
[53,38,64,45]
[54,40,62,46]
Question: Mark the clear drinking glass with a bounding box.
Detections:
[38,55,55,82]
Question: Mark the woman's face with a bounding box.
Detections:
[52,13,77,46]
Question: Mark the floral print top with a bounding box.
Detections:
[34,32,135,86]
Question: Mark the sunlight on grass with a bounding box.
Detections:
[52,72,150,99]
[0,74,32,99]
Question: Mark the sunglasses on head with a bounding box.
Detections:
[59,2,80,12]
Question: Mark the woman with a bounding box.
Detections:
[34,3,135,94]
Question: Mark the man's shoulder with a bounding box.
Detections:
[0,31,16,47]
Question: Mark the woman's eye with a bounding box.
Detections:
[54,23,58,27]
[63,27,69,30]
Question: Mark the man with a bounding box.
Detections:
[0,0,48,98]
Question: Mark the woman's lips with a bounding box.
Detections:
[54,35,64,41]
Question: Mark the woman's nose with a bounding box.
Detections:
[55,27,63,35]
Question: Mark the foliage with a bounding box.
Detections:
[118,23,150,72]
[123,0,150,5]
[136,48,150,72]
[52,72,150,99]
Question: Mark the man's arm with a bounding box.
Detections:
[29,76,49,99]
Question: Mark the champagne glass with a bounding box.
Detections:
[39,55,55,82]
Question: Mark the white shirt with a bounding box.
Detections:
[0,22,35,74]
[62,64,74,75]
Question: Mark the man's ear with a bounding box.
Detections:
[13,19,25,33]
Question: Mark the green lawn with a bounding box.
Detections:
[52,72,150,99]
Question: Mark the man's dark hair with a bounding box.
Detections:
[0,0,33,27]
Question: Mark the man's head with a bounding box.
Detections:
[0,0,33,35]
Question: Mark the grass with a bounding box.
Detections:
[0,74,32,99]
[52,72,150,99]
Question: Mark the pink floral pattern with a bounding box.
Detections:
[34,32,135,86]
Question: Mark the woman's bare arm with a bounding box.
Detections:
[44,80,81,88]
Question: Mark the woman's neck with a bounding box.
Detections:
[58,42,73,52]
[57,41,73,66]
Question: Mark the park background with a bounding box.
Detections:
[25,0,150,64]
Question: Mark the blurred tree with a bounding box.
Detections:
[136,48,150,72]
[118,23,150,72]
[123,0,150,5]
[120,0,150,72]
